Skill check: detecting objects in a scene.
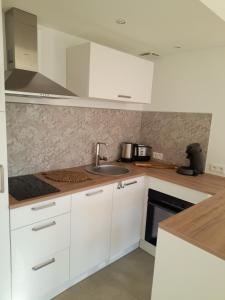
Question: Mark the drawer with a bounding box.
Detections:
[10,195,71,230]
[11,213,70,270]
[72,184,114,201]
[12,248,69,300]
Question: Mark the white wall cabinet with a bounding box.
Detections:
[110,177,145,261]
[67,42,154,104]
[70,185,114,279]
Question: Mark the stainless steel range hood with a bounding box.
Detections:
[5,8,76,99]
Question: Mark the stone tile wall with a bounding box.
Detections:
[6,103,212,176]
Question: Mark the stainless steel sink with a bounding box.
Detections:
[85,164,130,176]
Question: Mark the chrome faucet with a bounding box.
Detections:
[95,142,108,167]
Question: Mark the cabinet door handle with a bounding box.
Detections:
[118,94,132,99]
[117,182,123,189]
[32,221,56,232]
[86,189,103,197]
[32,258,55,271]
[124,180,138,187]
[31,202,56,211]
[0,165,4,193]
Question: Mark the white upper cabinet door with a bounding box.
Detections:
[70,185,113,279]
[67,42,154,104]
[110,177,145,261]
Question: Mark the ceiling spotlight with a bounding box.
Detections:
[116,18,127,25]
[140,52,160,57]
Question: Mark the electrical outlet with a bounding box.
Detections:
[209,164,225,175]
[153,152,164,160]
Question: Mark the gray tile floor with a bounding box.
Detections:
[54,249,155,300]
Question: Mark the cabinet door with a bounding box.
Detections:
[110,177,145,261]
[70,185,113,279]
[89,43,154,104]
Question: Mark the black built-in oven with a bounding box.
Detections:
[145,189,194,246]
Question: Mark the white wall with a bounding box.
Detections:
[144,46,225,172]
[38,25,85,87]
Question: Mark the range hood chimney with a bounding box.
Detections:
[5,8,76,98]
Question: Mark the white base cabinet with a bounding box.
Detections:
[10,196,72,300]
[10,177,145,299]
[70,185,114,279]
[151,229,225,300]
[10,174,213,299]
[110,177,145,261]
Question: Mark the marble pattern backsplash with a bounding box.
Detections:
[6,103,212,176]
[6,103,142,176]
[141,111,212,167]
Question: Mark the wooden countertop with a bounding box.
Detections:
[9,164,146,209]
[9,162,225,261]
[160,190,225,260]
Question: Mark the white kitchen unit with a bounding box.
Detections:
[110,177,145,262]
[0,0,11,298]
[151,228,225,300]
[70,185,114,280]
[10,195,71,300]
[67,42,154,104]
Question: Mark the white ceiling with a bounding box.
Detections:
[200,0,225,22]
[2,0,225,57]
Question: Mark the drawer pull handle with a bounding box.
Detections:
[31,202,56,211]
[32,221,56,232]
[0,165,4,193]
[118,94,132,99]
[86,189,103,197]
[32,258,55,271]
[117,182,123,190]
[124,180,138,187]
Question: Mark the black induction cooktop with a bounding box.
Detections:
[9,174,60,201]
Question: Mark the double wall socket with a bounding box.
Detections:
[209,163,225,175]
[153,152,164,160]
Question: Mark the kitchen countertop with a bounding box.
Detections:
[9,162,225,260]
